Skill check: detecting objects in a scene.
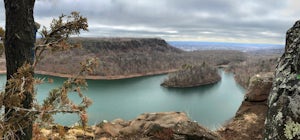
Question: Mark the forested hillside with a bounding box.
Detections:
[34,38,246,78]
[227,54,279,88]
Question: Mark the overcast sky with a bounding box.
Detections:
[0,0,300,44]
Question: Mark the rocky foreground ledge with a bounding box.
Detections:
[218,72,273,140]
[37,112,221,140]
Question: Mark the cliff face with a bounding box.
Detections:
[264,20,300,139]
[75,38,182,53]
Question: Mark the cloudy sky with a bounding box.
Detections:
[0,0,300,44]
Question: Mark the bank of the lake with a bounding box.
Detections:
[0,70,245,130]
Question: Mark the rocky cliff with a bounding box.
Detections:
[264,20,300,139]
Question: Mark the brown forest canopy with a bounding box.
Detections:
[36,37,246,77]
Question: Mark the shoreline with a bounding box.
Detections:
[0,69,178,80]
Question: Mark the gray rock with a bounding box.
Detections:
[245,72,273,102]
[264,20,300,139]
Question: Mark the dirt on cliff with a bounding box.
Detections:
[218,101,268,140]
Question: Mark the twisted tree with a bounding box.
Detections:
[2,1,92,139]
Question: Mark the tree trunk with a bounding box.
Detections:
[4,0,36,139]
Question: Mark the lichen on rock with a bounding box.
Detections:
[284,119,300,140]
[264,20,300,139]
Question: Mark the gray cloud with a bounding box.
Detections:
[1,0,300,44]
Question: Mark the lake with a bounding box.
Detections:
[0,70,245,130]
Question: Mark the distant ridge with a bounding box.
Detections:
[169,41,284,52]
[31,37,246,79]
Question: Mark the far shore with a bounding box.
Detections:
[0,69,178,80]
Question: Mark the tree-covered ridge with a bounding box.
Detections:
[227,55,278,88]
[161,63,221,88]
[34,38,246,78]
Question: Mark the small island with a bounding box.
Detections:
[161,63,221,88]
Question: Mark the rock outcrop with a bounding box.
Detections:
[95,112,222,140]
[264,20,300,139]
[245,72,273,102]
[36,112,222,140]
[218,72,273,140]
[161,63,221,88]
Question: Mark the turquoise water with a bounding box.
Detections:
[0,70,245,130]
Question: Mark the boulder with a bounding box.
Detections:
[264,20,300,139]
[245,72,273,102]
